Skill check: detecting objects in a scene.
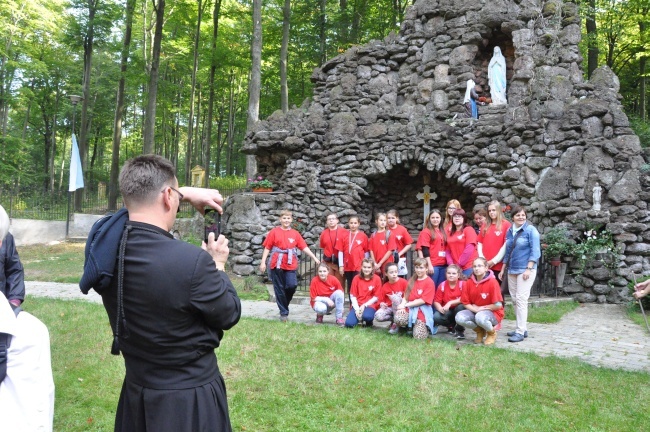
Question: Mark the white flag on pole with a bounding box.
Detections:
[69,133,84,192]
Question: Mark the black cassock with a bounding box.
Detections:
[100,221,241,432]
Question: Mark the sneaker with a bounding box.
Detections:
[315,315,324,324]
[508,332,525,343]
[506,330,528,338]
[388,323,399,334]
[280,315,288,323]
[336,317,345,327]
[455,331,465,340]
[447,326,456,336]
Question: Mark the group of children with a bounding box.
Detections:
[260,200,514,345]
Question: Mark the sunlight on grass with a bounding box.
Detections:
[23,297,650,432]
[505,300,579,323]
[20,242,86,283]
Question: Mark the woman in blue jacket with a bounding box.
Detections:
[499,205,540,343]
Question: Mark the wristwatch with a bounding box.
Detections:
[526,266,533,270]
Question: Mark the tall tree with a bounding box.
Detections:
[143,0,165,154]
[204,0,223,187]
[185,0,206,185]
[109,0,136,210]
[280,0,291,113]
[586,0,599,78]
[246,0,262,180]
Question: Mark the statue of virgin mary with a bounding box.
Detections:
[488,46,507,105]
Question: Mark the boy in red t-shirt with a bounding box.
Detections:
[319,213,347,286]
[310,263,345,326]
[455,257,503,345]
[260,210,320,321]
[339,215,369,295]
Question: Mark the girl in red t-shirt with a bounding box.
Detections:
[344,258,382,328]
[416,209,447,288]
[386,209,414,277]
[310,263,345,326]
[369,213,394,277]
[433,264,466,338]
[445,209,478,278]
[394,258,436,339]
[443,199,462,231]
[455,257,504,345]
[375,262,408,334]
[339,215,369,295]
[478,201,511,286]
[260,210,321,321]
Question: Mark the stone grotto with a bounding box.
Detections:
[222,0,650,304]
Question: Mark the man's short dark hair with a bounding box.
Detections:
[119,155,176,206]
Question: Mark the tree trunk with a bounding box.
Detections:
[246,0,262,180]
[76,0,98,212]
[586,0,598,78]
[49,88,60,193]
[143,0,165,154]
[640,18,647,121]
[226,72,235,176]
[204,0,223,187]
[280,0,290,113]
[319,0,326,66]
[184,0,204,184]
[109,0,136,210]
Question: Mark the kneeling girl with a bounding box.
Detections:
[345,258,382,328]
[455,257,504,345]
[374,262,408,334]
[394,258,437,339]
[310,263,345,326]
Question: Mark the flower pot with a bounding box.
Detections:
[252,187,273,193]
[549,256,561,266]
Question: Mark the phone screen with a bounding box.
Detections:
[204,209,221,243]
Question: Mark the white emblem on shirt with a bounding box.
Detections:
[495,231,501,236]
[396,235,403,240]
[288,238,295,244]
[458,234,464,240]
[481,293,487,299]
[380,240,386,245]
[368,285,374,291]
[329,286,335,291]
[417,289,423,295]
[356,240,362,245]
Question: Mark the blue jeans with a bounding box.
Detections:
[270,268,297,317]
[345,307,376,328]
[431,265,447,288]
[462,268,473,278]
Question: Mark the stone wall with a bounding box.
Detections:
[226,0,650,303]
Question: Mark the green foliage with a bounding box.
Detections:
[542,226,575,259]
[209,175,247,190]
[572,224,619,276]
[629,115,650,148]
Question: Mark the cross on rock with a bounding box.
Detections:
[416,185,437,226]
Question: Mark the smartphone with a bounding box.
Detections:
[204,209,221,243]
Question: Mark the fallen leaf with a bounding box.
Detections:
[87,417,93,424]
[78,378,84,382]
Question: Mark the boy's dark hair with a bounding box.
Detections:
[119,155,176,206]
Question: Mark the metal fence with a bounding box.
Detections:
[0,185,246,221]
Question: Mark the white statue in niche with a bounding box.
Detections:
[488,46,507,105]
[592,182,602,212]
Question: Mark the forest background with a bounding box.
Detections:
[0,0,648,214]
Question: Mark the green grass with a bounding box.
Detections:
[20,242,86,283]
[230,275,270,301]
[23,297,649,432]
[504,300,580,324]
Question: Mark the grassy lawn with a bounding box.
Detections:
[505,300,580,324]
[19,242,269,301]
[25,297,650,432]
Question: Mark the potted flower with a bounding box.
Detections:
[542,227,574,266]
[248,176,274,193]
[572,226,619,276]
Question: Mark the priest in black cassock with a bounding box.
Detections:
[85,155,241,432]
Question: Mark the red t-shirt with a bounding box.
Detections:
[341,230,369,272]
[309,274,343,307]
[389,224,414,257]
[262,227,308,271]
[350,274,382,310]
[368,230,396,267]
[433,280,464,309]
[407,277,436,321]
[446,226,478,270]
[460,273,504,322]
[416,228,446,266]
[378,278,408,305]
[478,220,511,272]
[319,227,347,259]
